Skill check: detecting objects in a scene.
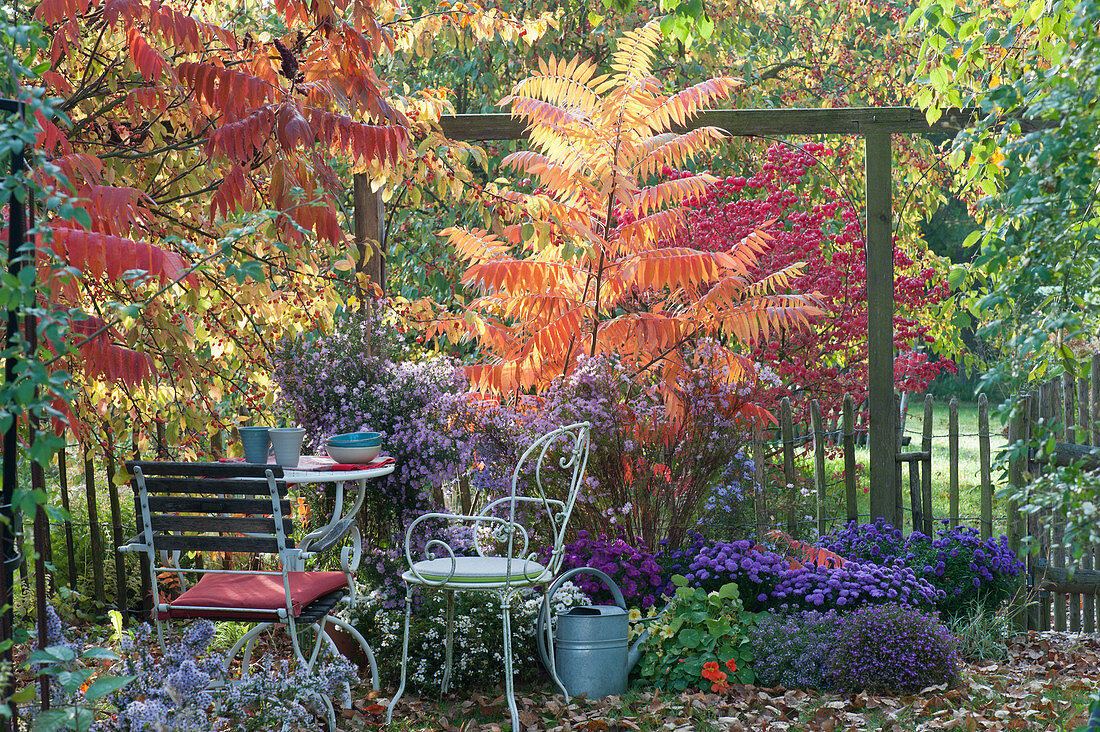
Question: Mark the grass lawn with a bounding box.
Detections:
[787,398,1011,538]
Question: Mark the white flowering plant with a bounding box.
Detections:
[350,581,591,694]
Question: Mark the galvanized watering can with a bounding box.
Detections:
[536,567,650,700]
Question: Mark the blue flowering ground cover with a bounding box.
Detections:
[28,607,357,731]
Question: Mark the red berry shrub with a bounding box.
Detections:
[674,144,956,418]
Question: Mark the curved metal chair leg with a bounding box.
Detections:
[501,596,520,730]
[304,616,327,673]
[441,589,454,696]
[319,693,337,730]
[225,622,273,676]
[386,586,414,724]
[154,615,167,655]
[325,615,380,691]
[541,591,569,701]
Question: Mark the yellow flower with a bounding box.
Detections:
[628,608,642,622]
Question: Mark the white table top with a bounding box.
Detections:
[281,455,395,484]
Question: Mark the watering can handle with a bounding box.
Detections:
[547,566,628,611]
[535,566,626,701]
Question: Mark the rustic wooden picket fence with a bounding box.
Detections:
[1008,356,1100,635]
[749,392,998,543]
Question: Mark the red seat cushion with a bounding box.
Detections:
[165,571,347,620]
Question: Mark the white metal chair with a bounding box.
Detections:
[121,460,379,725]
[386,422,592,729]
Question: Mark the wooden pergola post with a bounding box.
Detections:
[865,131,897,525]
[353,173,385,293]
[359,107,981,524]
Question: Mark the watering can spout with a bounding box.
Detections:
[626,628,649,673]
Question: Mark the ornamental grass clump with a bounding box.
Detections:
[749,610,842,690]
[828,603,960,695]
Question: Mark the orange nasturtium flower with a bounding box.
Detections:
[725,658,738,673]
[701,661,729,692]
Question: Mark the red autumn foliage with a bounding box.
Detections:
[677,143,955,418]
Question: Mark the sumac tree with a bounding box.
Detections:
[432,22,820,417]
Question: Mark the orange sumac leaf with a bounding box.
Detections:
[442,227,511,264]
[49,226,193,287]
[275,103,314,151]
[49,18,82,65]
[34,0,96,25]
[103,0,144,27]
[69,315,155,387]
[210,165,253,219]
[72,184,156,238]
[125,86,171,117]
[127,26,170,82]
[207,105,275,163]
[40,153,103,190]
[304,107,409,166]
[176,62,276,119]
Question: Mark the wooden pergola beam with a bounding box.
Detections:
[439,106,982,140]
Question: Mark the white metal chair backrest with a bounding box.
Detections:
[486,421,591,574]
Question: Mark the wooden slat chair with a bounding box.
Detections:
[120,461,379,707]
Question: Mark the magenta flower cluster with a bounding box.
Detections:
[551,531,667,609]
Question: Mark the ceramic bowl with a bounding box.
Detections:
[328,431,382,446]
[325,442,382,464]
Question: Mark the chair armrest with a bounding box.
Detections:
[299,517,357,556]
[118,536,151,553]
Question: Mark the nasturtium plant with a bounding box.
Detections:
[635,576,756,692]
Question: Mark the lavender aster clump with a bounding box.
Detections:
[906,522,1024,618]
[699,452,756,534]
[659,534,788,609]
[822,520,1024,618]
[106,620,358,731]
[749,610,842,690]
[768,560,941,611]
[106,622,220,731]
[273,306,477,606]
[220,654,359,729]
[827,603,960,695]
[499,349,756,547]
[823,518,906,564]
[657,533,940,613]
